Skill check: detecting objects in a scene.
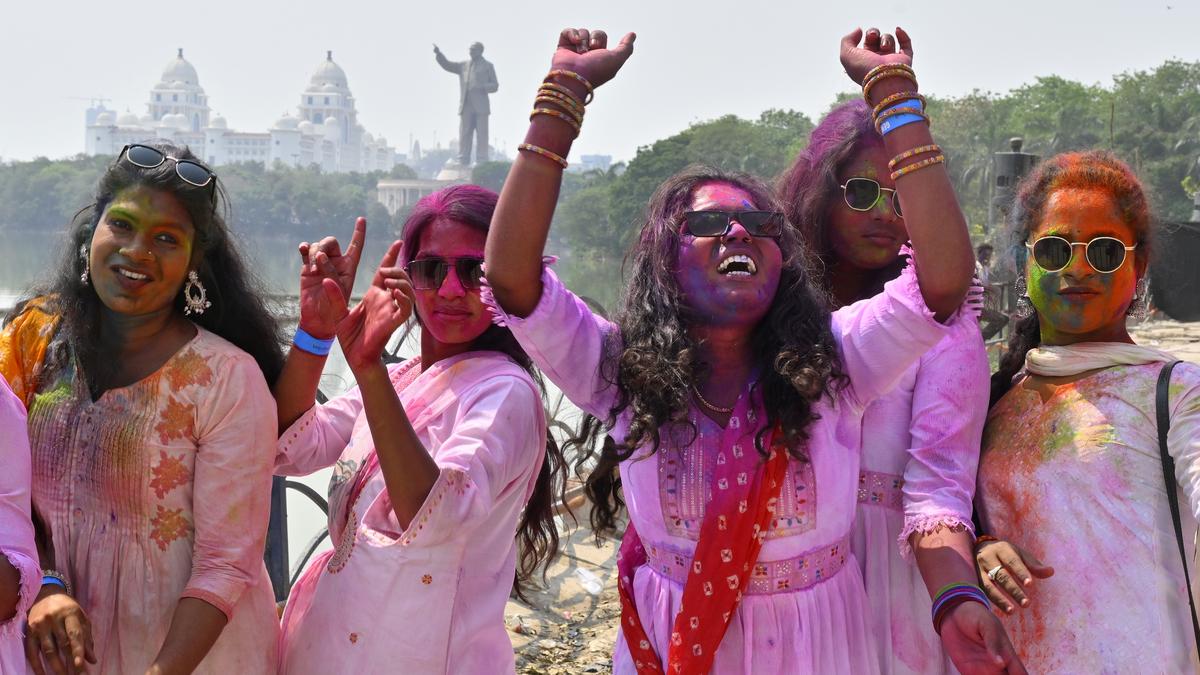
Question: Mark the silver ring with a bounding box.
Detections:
[987,564,1004,582]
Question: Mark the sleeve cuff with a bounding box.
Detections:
[0,549,39,638]
[897,513,975,561]
[179,586,236,622]
[480,256,559,330]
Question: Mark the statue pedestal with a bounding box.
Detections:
[435,161,472,182]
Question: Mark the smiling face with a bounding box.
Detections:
[1025,187,1144,344]
[88,186,196,317]
[411,219,492,346]
[672,181,783,327]
[826,145,906,271]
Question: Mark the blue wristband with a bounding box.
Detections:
[879,99,926,136]
[293,327,335,356]
[42,575,65,589]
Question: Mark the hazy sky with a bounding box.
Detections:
[3,0,1197,164]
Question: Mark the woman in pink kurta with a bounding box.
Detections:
[483,26,1000,674]
[0,374,39,673]
[777,99,1002,674]
[976,151,1200,672]
[273,185,561,674]
[0,141,283,674]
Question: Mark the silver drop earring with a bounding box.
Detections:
[182,271,212,316]
[79,244,90,285]
[1127,277,1151,320]
[1013,275,1034,319]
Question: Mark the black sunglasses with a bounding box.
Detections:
[1025,236,1137,274]
[682,210,784,239]
[840,177,903,218]
[405,257,485,290]
[120,144,216,188]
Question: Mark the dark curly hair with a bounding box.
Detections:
[400,184,567,597]
[7,140,285,389]
[777,99,905,300]
[568,165,847,540]
[990,150,1152,406]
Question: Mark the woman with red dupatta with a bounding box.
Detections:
[484,26,1016,674]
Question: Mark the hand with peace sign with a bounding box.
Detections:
[296,216,367,339]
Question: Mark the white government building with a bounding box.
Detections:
[85,49,396,173]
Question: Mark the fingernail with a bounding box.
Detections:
[1021,599,1030,606]
[1023,578,1032,586]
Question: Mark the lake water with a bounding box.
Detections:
[1,228,589,576]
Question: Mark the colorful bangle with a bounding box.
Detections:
[863,69,918,104]
[888,144,941,170]
[872,92,925,118]
[862,62,915,84]
[931,583,990,634]
[545,70,594,105]
[540,81,587,108]
[293,326,334,357]
[534,95,584,124]
[890,153,945,181]
[536,90,585,117]
[530,107,581,135]
[518,143,568,169]
[42,569,72,596]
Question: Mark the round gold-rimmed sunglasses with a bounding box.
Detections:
[840,177,902,217]
[1025,235,1137,274]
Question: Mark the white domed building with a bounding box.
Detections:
[85,49,395,173]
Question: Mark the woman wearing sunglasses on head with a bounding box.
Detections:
[483,27,996,674]
[272,185,564,674]
[777,98,1017,674]
[0,141,284,674]
[975,151,1200,672]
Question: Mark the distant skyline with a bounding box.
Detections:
[3,0,1197,165]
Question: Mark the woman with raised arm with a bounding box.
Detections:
[485,27,1014,674]
[0,141,282,674]
[0,374,39,673]
[778,97,1008,674]
[272,186,565,674]
[975,151,1200,672]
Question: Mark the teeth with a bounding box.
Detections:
[118,268,149,281]
[717,254,756,275]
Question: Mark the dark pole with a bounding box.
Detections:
[264,476,290,602]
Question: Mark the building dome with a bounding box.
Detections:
[94,111,116,126]
[209,115,227,129]
[116,110,140,126]
[308,51,348,91]
[273,113,300,131]
[160,48,200,87]
[297,120,315,134]
[159,112,189,130]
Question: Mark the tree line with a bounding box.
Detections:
[3,60,1197,306]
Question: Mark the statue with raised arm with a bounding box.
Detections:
[433,42,499,167]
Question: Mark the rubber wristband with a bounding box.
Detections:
[42,575,65,590]
[293,327,335,357]
[879,111,926,135]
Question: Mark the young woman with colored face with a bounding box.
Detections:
[484,27,984,674]
[975,151,1200,672]
[0,141,284,674]
[0,374,38,673]
[778,100,1015,674]
[272,185,564,674]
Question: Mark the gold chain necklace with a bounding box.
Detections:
[691,384,734,414]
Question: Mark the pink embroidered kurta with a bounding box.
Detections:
[16,328,279,674]
[486,263,957,674]
[978,360,1200,672]
[0,375,39,673]
[850,315,988,675]
[274,351,547,674]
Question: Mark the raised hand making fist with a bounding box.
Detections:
[550,27,636,90]
[840,27,914,86]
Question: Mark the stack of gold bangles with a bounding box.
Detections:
[518,70,594,170]
[862,63,945,181]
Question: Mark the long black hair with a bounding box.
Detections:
[7,140,285,388]
[567,165,847,541]
[989,150,1152,406]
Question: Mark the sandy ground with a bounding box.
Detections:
[506,319,1200,673]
